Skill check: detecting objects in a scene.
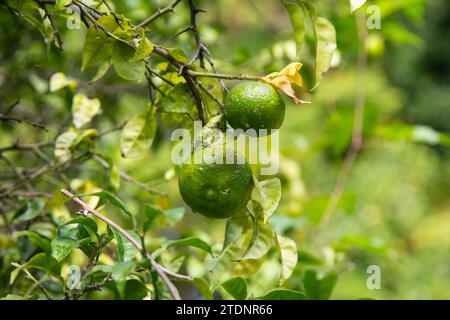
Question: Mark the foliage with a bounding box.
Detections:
[0,0,449,301]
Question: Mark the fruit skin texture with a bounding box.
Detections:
[224,81,285,133]
[178,146,253,219]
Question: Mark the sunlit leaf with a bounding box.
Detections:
[54,129,97,162]
[51,236,89,261]
[66,265,81,290]
[120,106,156,158]
[0,294,27,300]
[252,176,281,223]
[350,0,367,13]
[72,93,101,129]
[130,30,153,62]
[276,234,298,285]
[262,63,309,104]
[49,72,77,92]
[312,17,337,89]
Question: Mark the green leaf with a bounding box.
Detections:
[13,199,45,222]
[60,216,98,233]
[25,253,61,277]
[54,131,78,162]
[262,289,307,300]
[158,83,195,113]
[54,0,72,12]
[312,17,337,89]
[112,41,145,81]
[155,237,212,257]
[111,261,135,281]
[108,226,139,262]
[222,277,247,300]
[91,60,112,83]
[72,93,101,129]
[124,279,148,300]
[298,249,321,265]
[166,47,190,65]
[89,190,136,227]
[193,278,213,300]
[376,123,450,147]
[304,270,338,300]
[165,207,185,226]
[276,234,298,285]
[143,204,164,232]
[81,21,113,71]
[222,213,247,250]
[120,106,156,158]
[66,265,81,290]
[252,177,281,223]
[54,129,97,162]
[15,231,51,254]
[130,31,153,62]
[283,1,306,56]
[0,294,27,300]
[241,206,274,260]
[51,236,88,261]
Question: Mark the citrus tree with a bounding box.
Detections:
[1,0,448,301]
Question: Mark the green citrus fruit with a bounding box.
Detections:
[224,81,285,134]
[178,145,253,219]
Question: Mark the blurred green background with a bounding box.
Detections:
[0,0,449,299]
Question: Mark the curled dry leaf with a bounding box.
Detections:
[262,62,310,104]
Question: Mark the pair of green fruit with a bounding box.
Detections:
[178,81,285,219]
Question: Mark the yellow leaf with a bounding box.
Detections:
[265,62,303,87]
[262,63,309,104]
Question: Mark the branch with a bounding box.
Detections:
[60,189,192,300]
[11,262,53,300]
[188,70,262,81]
[0,112,47,131]
[320,11,368,227]
[134,0,183,29]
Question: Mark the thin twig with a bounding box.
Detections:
[320,11,368,227]
[0,113,47,131]
[60,189,191,300]
[134,0,183,29]
[11,263,53,300]
[188,70,262,81]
